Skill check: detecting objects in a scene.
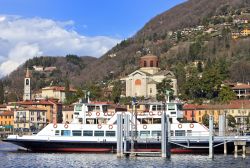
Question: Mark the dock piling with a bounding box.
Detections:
[117,113,123,158]
[209,115,214,159]
[234,141,246,159]
[123,114,130,155]
[161,111,171,158]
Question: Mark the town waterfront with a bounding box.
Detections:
[1,141,249,168]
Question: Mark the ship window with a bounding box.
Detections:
[157,105,162,111]
[106,131,116,137]
[95,106,100,111]
[88,106,95,112]
[152,105,156,111]
[186,130,192,136]
[141,118,152,124]
[171,131,174,136]
[175,130,185,136]
[86,119,96,124]
[177,104,183,110]
[168,104,175,110]
[55,130,60,136]
[152,131,161,137]
[140,131,150,137]
[72,130,82,136]
[75,105,82,111]
[153,118,161,124]
[83,130,93,136]
[171,112,176,115]
[61,130,71,136]
[94,131,104,137]
[129,131,138,137]
[103,105,108,112]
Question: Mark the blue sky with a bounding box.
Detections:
[0,0,186,76]
[0,0,185,37]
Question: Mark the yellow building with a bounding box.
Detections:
[14,107,47,130]
[19,99,62,124]
[62,105,74,124]
[184,100,250,129]
[41,86,76,103]
[0,111,14,129]
[193,105,223,125]
[241,29,250,36]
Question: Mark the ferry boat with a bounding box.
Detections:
[4,100,236,153]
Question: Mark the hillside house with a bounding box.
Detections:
[41,86,76,103]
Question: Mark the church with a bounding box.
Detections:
[122,54,177,99]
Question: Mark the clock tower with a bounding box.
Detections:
[23,68,31,101]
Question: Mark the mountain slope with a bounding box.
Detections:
[3,0,250,101]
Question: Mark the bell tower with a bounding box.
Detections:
[23,68,31,101]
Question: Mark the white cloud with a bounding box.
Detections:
[0,15,121,77]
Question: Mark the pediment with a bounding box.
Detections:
[128,70,148,77]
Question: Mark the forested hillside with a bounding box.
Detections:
[2,0,250,102]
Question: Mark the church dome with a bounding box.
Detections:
[139,54,159,68]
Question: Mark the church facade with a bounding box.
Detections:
[122,54,177,99]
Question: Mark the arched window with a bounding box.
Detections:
[26,79,29,85]
[135,79,141,86]
[144,61,147,67]
[150,60,154,67]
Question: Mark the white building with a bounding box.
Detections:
[122,54,177,99]
[41,86,76,103]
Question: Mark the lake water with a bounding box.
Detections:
[0,141,250,168]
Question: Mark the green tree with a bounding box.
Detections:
[173,63,186,96]
[201,66,222,99]
[111,81,122,103]
[177,31,182,42]
[189,41,202,61]
[183,68,203,100]
[218,86,236,103]
[197,61,203,73]
[202,114,209,127]
[227,114,236,128]
[86,84,102,101]
[156,79,173,101]
[64,78,71,104]
[0,81,4,104]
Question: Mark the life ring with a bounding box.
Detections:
[143,125,147,129]
[53,124,57,128]
[64,124,69,129]
[96,112,100,116]
[109,125,113,129]
[190,123,194,128]
[178,124,182,129]
[158,111,162,116]
[104,112,108,116]
[149,111,153,116]
[98,124,102,129]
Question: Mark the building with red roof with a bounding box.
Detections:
[18,99,62,124]
[230,82,250,99]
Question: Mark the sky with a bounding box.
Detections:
[0,0,186,76]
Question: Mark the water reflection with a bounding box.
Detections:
[1,141,250,168]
